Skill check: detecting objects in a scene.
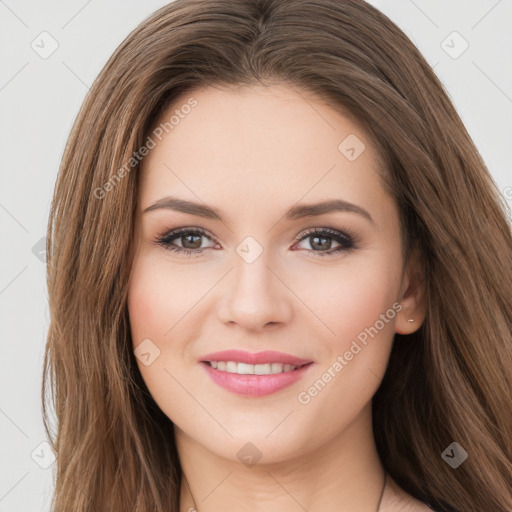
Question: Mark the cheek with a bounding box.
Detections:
[127,253,215,379]
[304,253,401,388]
[332,269,397,340]
[127,255,202,343]
[127,266,161,344]
[292,259,401,433]
[127,257,179,375]
[302,253,401,343]
[127,257,195,421]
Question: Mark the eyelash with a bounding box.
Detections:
[153,226,358,258]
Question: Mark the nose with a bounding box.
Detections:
[217,244,293,332]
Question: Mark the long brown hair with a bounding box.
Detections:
[42,0,512,510]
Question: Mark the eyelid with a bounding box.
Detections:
[154,226,219,248]
[154,225,215,239]
[292,226,356,243]
[153,225,359,257]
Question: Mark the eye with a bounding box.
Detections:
[153,227,218,257]
[292,227,356,257]
[153,226,357,258]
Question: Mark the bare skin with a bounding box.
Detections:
[127,83,429,511]
[179,471,433,511]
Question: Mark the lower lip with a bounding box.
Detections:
[200,362,314,397]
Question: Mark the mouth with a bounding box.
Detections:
[199,358,315,397]
[199,349,313,366]
[201,360,313,375]
[198,349,315,396]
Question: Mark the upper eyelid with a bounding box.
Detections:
[160,227,216,242]
[158,226,355,246]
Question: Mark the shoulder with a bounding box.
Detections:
[380,474,438,512]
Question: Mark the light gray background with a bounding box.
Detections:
[1,1,511,510]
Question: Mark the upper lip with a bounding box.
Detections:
[199,349,313,366]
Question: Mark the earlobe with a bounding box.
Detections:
[395,316,421,335]
[394,248,427,335]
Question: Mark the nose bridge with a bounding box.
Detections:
[234,238,272,295]
[219,234,292,329]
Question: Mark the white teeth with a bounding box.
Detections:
[208,361,299,375]
[237,362,254,374]
[226,361,238,373]
[255,364,271,375]
[271,363,282,374]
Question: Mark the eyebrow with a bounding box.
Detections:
[143,196,374,224]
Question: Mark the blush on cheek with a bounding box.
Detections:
[329,284,396,357]
[128,272,160,346]
[128,263,197,352]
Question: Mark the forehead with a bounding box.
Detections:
[138,83,390,223]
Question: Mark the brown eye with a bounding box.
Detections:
[293,228,356,257]
[153,228,217,256]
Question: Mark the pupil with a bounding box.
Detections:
[179,234,333,251]
[311,235,330,250]
[183,234,202,249]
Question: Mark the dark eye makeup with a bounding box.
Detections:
[152,225,359,259]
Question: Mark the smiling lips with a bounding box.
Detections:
[199,349,315,397]
[208,360,302,374]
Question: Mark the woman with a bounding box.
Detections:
[42,1,512,511]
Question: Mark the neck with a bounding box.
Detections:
[176,402,390,512]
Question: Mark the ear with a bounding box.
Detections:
[394,247,427,335]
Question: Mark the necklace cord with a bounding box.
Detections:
[184,470,387,511]
[376,471,387,511]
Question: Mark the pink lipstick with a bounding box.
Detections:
[199,349,314,397]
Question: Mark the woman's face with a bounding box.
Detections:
[127,83,422,463]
